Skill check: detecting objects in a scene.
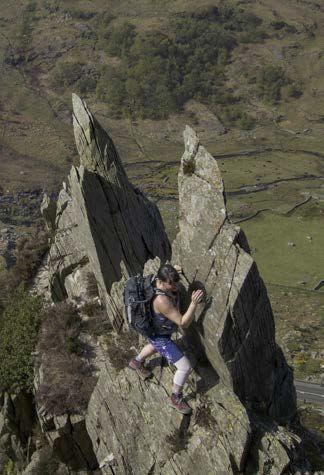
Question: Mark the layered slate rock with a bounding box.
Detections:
[172,126,296,422]
[39,94,171,327]
[34,105,307,474]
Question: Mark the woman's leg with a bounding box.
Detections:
[137,343,156,361]
[172,355,192,394]
[129,343,156,380]
[148,336,193,414]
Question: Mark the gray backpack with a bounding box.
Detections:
[123,274,166,337]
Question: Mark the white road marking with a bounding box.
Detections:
[296,390,324,398]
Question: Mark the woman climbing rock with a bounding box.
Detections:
[128,264,204,415]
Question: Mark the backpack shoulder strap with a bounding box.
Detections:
[154,288,167,296]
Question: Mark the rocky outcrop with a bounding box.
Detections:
[0,392,35,472]
[33,97,307,474]
[38,94,171,327]
[86,330,252,474]
[172,126,296,423]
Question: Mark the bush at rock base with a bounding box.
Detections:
[0,226,49,311]
[0,285,42,392]
[36,302,97,415]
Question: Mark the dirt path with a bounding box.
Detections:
[227,175,324,196]
[214,148,324,160]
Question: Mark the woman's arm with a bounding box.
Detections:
[155,290,204,329]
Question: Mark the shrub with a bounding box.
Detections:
[25,1,37,12]
[0,285,42,392]
[0,225,48,393]
[257,65,289,103]
[103,330,138,372]
[271,20,288,30]
[96,65,127,117]
[240,29,267,43]
[62,8,96,20]
[38,302,83,356]
[271,20,297,34]
[104,21,136,56]
[3,46,25,67]
[44,1,59,14]
[36,302,97,415]
[50,62,84,91]
[288,83,303,98]
[220,103,255,129]
[75,76,97,95]
[125,57,176,119]
[237,112,255,130]
[183,158,196,175]
[195,396,217,430]
[0,227,49,310]
[99,12,115,29]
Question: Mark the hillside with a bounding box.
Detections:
[0,0,323,381]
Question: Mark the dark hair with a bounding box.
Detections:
[156,264,180,284]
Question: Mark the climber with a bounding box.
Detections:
[129,264,204,415]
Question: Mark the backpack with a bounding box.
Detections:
[124,274,164,337]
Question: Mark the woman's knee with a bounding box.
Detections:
[174,355,192,372]
[174,356,192,371]
[173,356,192,387]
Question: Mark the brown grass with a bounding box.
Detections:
[0,225,49,308]
[103,330,139,372]
[36,302,97,416]
[81,300,113,337]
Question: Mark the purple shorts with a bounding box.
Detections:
[149,335,183,364]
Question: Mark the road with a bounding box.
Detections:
[295,380,324,405]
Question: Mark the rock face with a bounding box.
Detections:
[0,392,37,473]
[38,94,171,327]
[33,97,306,474]
[172,126,296,422]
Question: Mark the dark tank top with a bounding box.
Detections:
[151,292,178,336]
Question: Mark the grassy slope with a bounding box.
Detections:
[0,0,323,381]
[269,283,324,381]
